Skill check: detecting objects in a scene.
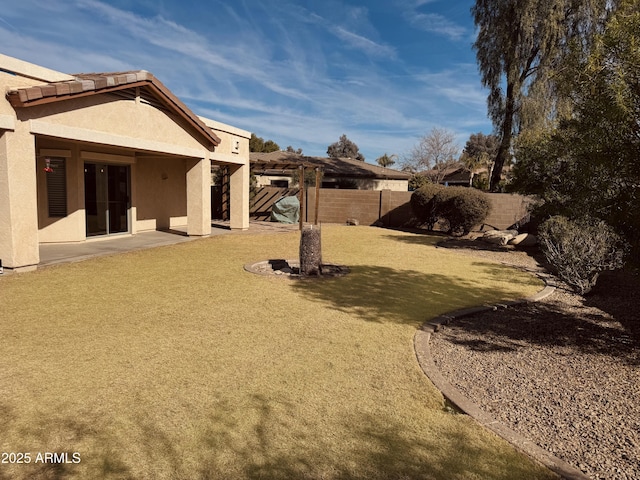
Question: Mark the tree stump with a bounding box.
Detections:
[299,225,322,276]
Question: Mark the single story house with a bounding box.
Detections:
[416,166,474,187]
[250,151,410,191]
[1,54,250,272]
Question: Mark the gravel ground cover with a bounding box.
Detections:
[432,239,640,480]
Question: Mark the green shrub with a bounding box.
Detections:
[410,185,491,235]
[409,174,431,191]
[410,183,444,229]
[538,216,626,295]
[439,187,491,236]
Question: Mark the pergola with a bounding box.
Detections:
[251,158,323,229]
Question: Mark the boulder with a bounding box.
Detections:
[481,229,518,246]
[508,233,538,247]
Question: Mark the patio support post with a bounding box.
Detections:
[314,167,321,225]
[228,162,249,230]
[0,125,39,270]
[298,165,305,230]
[186,157,211,236]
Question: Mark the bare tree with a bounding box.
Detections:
[401,127,460,184]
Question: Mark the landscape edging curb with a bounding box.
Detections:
[414,273,591,480]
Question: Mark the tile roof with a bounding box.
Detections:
[251,151,410,180]
[6,70,221,147]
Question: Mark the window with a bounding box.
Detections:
[45,157,67,217]
[270,179,289,188]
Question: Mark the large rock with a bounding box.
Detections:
[481,229,518,246]
[508,233,538,247]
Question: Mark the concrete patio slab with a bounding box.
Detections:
[38,230,208,267]
[36,221,298,269]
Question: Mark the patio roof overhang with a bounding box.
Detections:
[6,71,221,150]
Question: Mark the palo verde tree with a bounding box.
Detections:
[327,134,365,161]
[472,0,613,191]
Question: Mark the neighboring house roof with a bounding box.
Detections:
[251,151,410,180]
[418,166,473,185]
[6,70,221,149]
[440,167,473,185]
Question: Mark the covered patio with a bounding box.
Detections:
[0,54,250,272]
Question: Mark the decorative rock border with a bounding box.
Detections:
[414,271,591,480]
[244,259,350,278]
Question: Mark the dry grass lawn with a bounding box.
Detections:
[0,226,555,479]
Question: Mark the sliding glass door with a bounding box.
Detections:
[85,163,130,237]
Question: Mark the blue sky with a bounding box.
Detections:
[1,0,492,164]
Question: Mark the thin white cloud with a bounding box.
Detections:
[331,26,397,58]
[1,0,491,161]
[414,67,487,108]
[409,13,467,40]
[396,0,468,41]
[287,4,395,59]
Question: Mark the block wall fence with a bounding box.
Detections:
[244,187,533,231]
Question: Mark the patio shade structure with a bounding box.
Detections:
[251,158,323,230]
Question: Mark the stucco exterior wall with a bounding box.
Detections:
[21,94,210,155]
[24,93,211,241]
[36,142,85,243]
[0,122,39,268]
[135,157,188,231]
[203,117,251,230]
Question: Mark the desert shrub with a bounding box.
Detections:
[410,185,491,235]
[538,216,626,295]
[410,183,444,229]
[441,187,491,235]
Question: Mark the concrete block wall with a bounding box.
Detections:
[482,193,534,230]
[306,189,385,225]
[249,187,533,230]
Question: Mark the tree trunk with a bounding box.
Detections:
[300,225,322,276]
[491,83,516,191]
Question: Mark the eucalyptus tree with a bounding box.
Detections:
[472,0,612,191]
[512,0,640,255]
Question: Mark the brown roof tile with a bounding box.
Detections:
[40,85,57,97]
[55,83,70,95]
[6,70,221,148]
[25,87,43,101]
[250,151,410,180]
[68,81,83,94]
